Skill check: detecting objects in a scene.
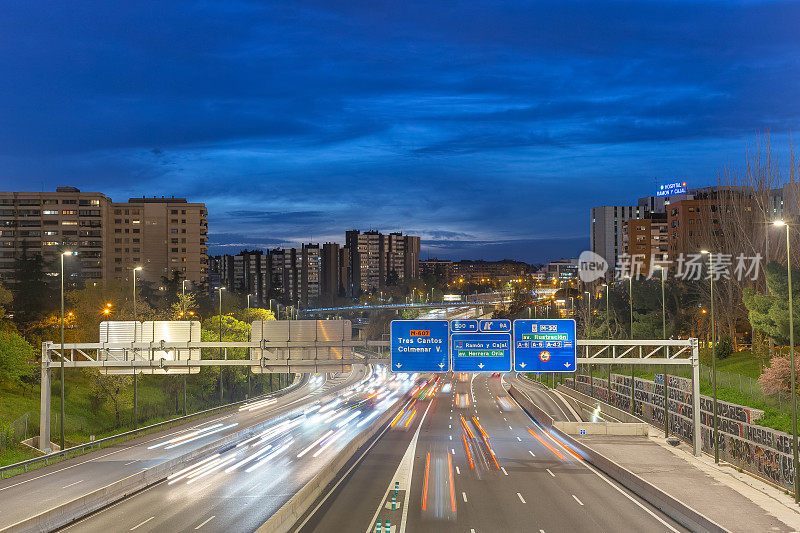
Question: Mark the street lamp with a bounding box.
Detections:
[132,266,142,429]
[659,265,669,438]
[218,287,225,403]
[182,279,189,318]
[601,283,610,337]
[59,251,72,451]
[774,220,799,502]
[700,249,719,463]
[627,276,633,339]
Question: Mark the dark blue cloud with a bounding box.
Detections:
[0,0,798,263]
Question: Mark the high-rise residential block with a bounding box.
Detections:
[0,186,208,287]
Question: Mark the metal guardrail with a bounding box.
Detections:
[0,375,306,479]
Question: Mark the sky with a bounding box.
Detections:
[1,0,799,263]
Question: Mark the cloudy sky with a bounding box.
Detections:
[1,0,798,262]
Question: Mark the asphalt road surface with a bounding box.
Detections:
[0,369,362,530]
[56,365,414,533]
[300,372,688,533]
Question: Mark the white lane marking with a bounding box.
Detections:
[501,467,508,476]
[511,390,681,533]
[194,515,215,529]
[572,494,584,506]
[62,480,83,489]
[130,516,154,530]
[456,466,460,475]
[462,491,468,502]
[471,529,476,533]
[247,482,261,493]
[503,418,507,421]
[546,468,555,477]
[370,398,435,533]
[451,448,455,454]
[449,424,452,429]
[508,425,512,430]
[517,492,526,504]
[528,450,535,457]
[123,460,137,466]
[516,437,521,442]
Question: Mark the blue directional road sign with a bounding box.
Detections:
[478,319,511,333]
[451,333,512,372]
[391,320,449,372]
[513,319,576,373]
[450,320,478,333]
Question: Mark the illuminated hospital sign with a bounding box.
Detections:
[656,181,688,197]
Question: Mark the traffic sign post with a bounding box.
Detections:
[513,319,576,372]
[390,320,449,372]
[451,332,511,372]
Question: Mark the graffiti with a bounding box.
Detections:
[565,372,795,492]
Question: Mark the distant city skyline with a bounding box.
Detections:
[2,1,798,263]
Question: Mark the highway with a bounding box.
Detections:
[55,365,415,532]
[299,372,687,533]
[0,368,365,530]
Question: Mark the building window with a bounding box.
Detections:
[62,210,77,215]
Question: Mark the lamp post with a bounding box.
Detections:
[131,266,142,429]
[701,250,719,463]
[181,279,189,415]
[774,221,799,502]
[218,287,225,404]
[246,294,252,398]
[660,265,669,437]
[602,283,610,337]
[59,251,72,451]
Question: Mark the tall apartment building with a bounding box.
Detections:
[107,196,208,285]
[321,243,341,305]
[345,230,421,296]
[214,250,271,305]
[590,205,641,273]
[622,213,668,276]
[213,244,320,307]
[0,187,208,286]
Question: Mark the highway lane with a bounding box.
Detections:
[302,372,687,533]
[0,369,364,530]
[58,366,417,533]
[503,372,582,422]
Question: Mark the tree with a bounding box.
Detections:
[0,283,11,316]
[89,370,132,427]
[743,261,800,345]
[235,308,276,324]
[0,330,36,383]
[758,356,800,396]
[11,247,54,326]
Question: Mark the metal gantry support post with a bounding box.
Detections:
[691,338,702,456]
[39,347,52,453]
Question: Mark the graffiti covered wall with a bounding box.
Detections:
[564,373,794,491]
